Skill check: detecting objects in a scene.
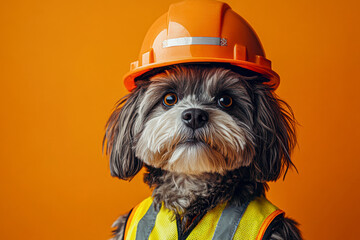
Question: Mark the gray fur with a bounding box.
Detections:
[267,215,303,240]
[144,166,266,216]
[103,82,150,179]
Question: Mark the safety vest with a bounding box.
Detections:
[123,196,284,240]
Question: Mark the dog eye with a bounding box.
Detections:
[163,93,178,107]
[218,95,233,108]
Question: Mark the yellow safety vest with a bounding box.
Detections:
[124,196,284,240]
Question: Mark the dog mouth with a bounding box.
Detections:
[180,136,225,155]
[180,138,217,152]
[178,137,206,146]
[184,137,199,144]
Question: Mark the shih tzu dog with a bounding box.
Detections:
[103,64,302,239]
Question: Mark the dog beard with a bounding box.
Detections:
[134,68,256,175]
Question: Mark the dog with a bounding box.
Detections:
[103,64,302,239]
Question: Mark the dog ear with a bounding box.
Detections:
[250,83,297,182]
[103,84,147,180]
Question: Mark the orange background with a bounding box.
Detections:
[1,0,359,239]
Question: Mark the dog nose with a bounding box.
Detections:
[181,108,209,129]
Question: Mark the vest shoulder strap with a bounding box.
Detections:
[124,196,155,240]
[233,197,284,240]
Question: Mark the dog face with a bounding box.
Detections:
[103,65,296,181]
[135,66,256,175]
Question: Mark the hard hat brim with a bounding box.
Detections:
[123,57,280,91]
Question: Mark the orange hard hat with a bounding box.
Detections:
[123,0,280,91]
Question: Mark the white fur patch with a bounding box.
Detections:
[135,94,254,174]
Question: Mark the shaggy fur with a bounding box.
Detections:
[104,64,302,239]
[144,165,266,216]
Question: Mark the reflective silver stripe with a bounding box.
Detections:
[212,200,250,240]
[163,37,227,48]
[136,202,159,240]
